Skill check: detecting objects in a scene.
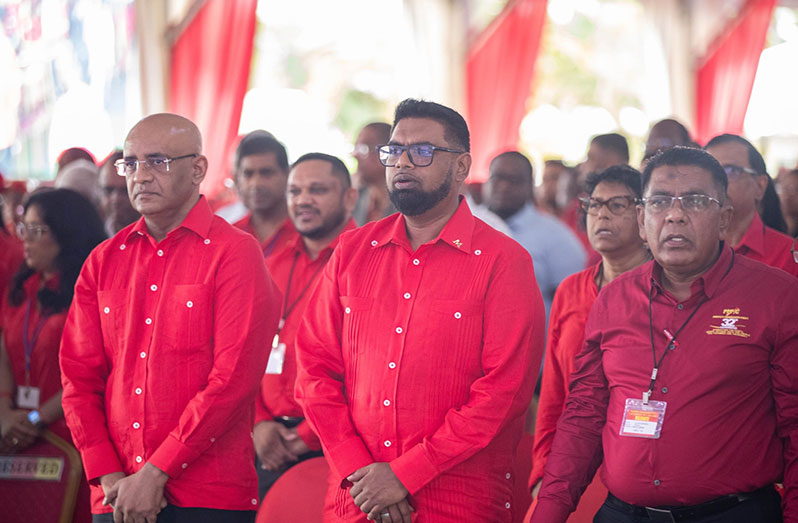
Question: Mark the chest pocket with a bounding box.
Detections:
[430,299,484,348]
[161,283,214,349]
[339,296,373,355]
[97,289,129,355]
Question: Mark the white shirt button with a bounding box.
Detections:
[210,437,215,443]
[145,318,152,325]
[345,307,351,314]
[506,472,511,479]
[132,422,140,429]
[371,240,378,246]
[103,307,110,314]
[182,463,188,469]
[384,440,391,447]
[388,362,396,369]
[204,239,211,245]
[383,399,391,407]
[654,479,661,486]
[135,456,142,463]
[474,249,482,256]
[403,293,411,299]
[140,352,147,359]
[150,284,157,291]
[454,312,462,319]
[251,498,258,505]
[186,301,193,308]
[505,502,511,509]
[157,249,164,257]
[412,259,420,265]
[135,388,142,395]
[395,327,403,334]
[120,244,126,250]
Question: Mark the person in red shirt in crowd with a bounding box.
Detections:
[777,168,798,238]
[532,146,798,523]
[232,130,300,258]
[526,165,651,522]
[99,150,140,236]
[0,189,105,523]
[60,114,281,523]
[705,134,798,277]
[295,99,545,523]
[254,152,357,499]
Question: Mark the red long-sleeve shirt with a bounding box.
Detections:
[532,246,798,522]
[295,198,545,522]
[234,214,299,259]
[255,219,357,449]
[60,197,281,514]
[735,211,798,277]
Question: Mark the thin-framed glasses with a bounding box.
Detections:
[722,165,759,179]
[16,223,50,241]
[377,144,465,167]
[641,194,722,214]
[114,154,198,176]
[579,195,638,216]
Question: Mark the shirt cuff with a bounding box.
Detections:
[389,444,439,495]
[149,434,202,479]
[81,439,124,481]
[295,421,322,452]
[326,436,373,487]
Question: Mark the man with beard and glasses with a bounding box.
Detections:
[295,99,545,523]
[253,152,357,500]
[233,130,300,259]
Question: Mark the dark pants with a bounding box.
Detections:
[92,505,255,523]
[594,488,783,523]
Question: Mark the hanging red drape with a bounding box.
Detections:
[465,0,547,182]
[694,0,775,146]
[169,0,257,200]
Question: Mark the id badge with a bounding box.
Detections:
[17,386,40,409]
[620,398,666,439]
[265,343,286,375]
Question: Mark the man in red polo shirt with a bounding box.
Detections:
[295,99,545,523]
[532,146,798,523]
[254,152,357,499]
[233,130,299,258]
[60,114,281,523]
[705,134,798,277]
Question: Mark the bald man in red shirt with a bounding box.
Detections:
[295,99,545,523]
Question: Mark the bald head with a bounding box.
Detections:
[126,113,203,155]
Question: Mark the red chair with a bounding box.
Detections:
[257,457,330,523]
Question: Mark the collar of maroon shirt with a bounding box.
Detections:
[736,211,766,257]
[649,243,733,301]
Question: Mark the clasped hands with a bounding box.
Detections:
[348,462,414,522]
[100,463,169,523]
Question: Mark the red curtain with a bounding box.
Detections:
[465,0,548,182]
[169,0,258,199]
[694,0,776,146]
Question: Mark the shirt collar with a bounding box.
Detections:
[735,211,765,256]
[126,195,212,242]
[373,196,475,254]
[649,242,734,299]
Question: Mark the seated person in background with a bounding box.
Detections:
[54,159,102,212]
[0,189,106,523]
[642,118,694,168]
[777,168,798,238]
[98,150,139,236]
[352,122,396,225]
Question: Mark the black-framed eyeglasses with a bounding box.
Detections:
[377,144,465,167]
[16,222,50,241]
[114,154,198,176]
[723,164,759,179]
[641,194,722,214]
[579,195,638,216]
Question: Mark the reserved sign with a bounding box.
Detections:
[0,456,64,481]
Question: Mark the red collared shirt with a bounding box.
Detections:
[0,232,23,298]
[532,246,798,523]
[295,198,545,522]
[256,219,357,449]
[60,197,281,513]
[234,213,299,259]
[736,212,798,277]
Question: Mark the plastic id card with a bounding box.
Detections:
[620,398,666,439]
[265,342,286,375]
[17,386,40,409]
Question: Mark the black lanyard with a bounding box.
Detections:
[644,249,735,404]
[22,298,47,385]
[278,250,331,332]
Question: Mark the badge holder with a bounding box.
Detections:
[620,397,666,439]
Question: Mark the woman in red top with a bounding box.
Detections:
[526,165,651,522]
[0,189,106,522]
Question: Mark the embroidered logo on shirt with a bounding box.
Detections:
[453,239,463,248]
[706,307,750,338]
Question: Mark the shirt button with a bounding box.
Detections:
[395,327,403,334]
[135,456,142,463]
[505,502,511,509]
[210,437,215,443]
[345,307,351,314]
[384,440,392,447]
[204,239,211,245]
[412,259,420,266]
[677,304,684,310]
[388,362,396,369]
[654,479,661,486]
[103,307,110,314]
[157,249,164,256]
[150,284,158,292]
[145,318,152,325]
[120,244,126,250]
[403,292,411,299]
[132,422,140,429]
[454,312,462,319]
[182,463,188,469]
[140,351,147,359]
[371,240,378,246]
[186,301,193,308]
[135,388,142,395]
[383,399,391,407]
[662,387,669,394]
[251,498,258,505]
[474,249,482,256]
[506,472,511,479]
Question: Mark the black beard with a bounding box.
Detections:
[388,169,452,217]
[297,205,347,240]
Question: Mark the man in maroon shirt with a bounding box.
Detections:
[532,146,798,523]
[60,114,280,523]
[254,152,357,499]
[705,134,798,277]
[232,130,299,258]
[295,99,544,522]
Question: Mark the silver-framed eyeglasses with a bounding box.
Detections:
[579,195,638,216]
[722,164,759,178]
[641,194,722,214]
[377,144,465,167]
[114,154,198,176]
[16,223,50,241]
